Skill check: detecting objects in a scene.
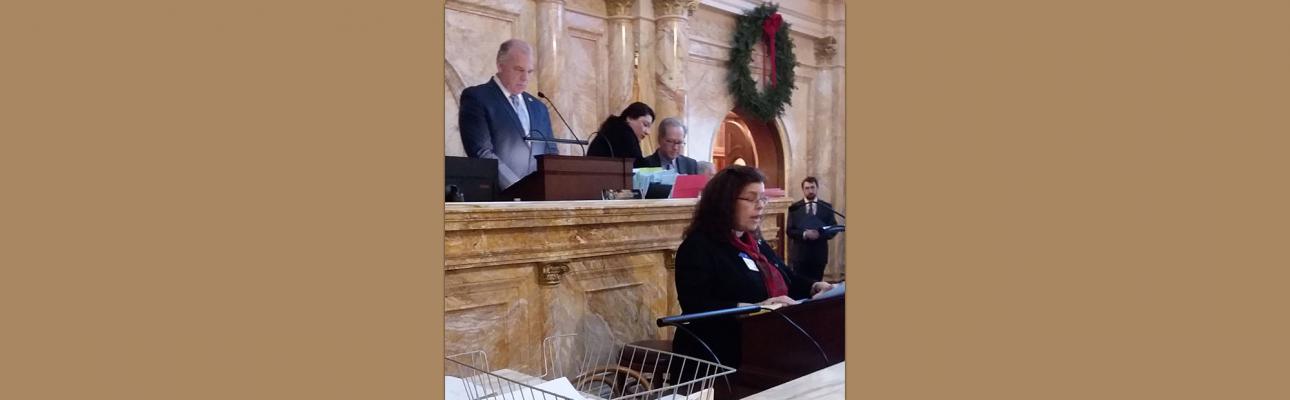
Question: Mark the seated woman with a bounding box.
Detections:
[586,102,654,161]
[671,165,835,370]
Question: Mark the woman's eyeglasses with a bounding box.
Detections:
[737,196,770,205]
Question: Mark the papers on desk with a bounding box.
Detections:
[633,168,678,194]
[810,282,845,301]
[500,377,586,400]
[659,388,714,400]
[447,375,587,400]
[444,376,485,400]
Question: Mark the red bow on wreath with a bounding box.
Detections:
[761,12,784,87]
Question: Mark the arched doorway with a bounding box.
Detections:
[710,109,789,256]
[710,110,786,189]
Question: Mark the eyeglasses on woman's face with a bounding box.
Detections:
[737,195,770,206]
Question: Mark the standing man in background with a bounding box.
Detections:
[787,177,839,282]
[458,39,558,190]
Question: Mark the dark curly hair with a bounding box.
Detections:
[683,165,766,240]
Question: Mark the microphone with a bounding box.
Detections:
[656,305,762,326]
[527,130,590,145]
[813,201,846,219]
[537,91,587,156]
[790,199,846,219]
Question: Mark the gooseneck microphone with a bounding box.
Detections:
[536,91,587,156]
[790,199,847,219]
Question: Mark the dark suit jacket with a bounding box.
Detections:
[672,231,815,368]
[458,79,558,190]
[634,151,700,174]
[787,199,839,262]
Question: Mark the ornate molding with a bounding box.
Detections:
[663,250,677,270]
[538,262,572,286]
[815,36,838,64]
[604,0,635,17]
[445,0,522,22]
[654,0,699,18]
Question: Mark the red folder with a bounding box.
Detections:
[670,175,709,198]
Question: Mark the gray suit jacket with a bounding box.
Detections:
[458,79,558,190]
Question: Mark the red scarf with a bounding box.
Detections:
[731,232,789,298]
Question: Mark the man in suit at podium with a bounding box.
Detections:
[634,117,699,174]
[458,39,558,190]
[788,177,839,282]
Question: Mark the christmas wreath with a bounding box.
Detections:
[728,3,797,121]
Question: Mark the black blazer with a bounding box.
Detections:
[671,231,815,368]
[787,199,839,249]
[634,151,700,174]
[587,118,643,160]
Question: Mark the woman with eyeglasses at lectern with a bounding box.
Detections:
[670,165,835,370]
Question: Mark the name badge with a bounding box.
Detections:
[739,253,759,272]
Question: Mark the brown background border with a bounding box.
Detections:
[5,0,1288,399]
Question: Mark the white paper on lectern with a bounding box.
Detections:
[444,376,488,400]
[659,388,714,400]
[813,281,845,300]
[498,377,586,400]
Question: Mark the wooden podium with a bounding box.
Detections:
[499,154,635,201]
[730,295,844,398]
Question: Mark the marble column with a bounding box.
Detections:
[650,0,696,155]
[633,1,656,110]
[536,0,567,153]
[605,0,636,113]
[814,35,845,281]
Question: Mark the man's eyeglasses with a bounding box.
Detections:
[737,196,770,205]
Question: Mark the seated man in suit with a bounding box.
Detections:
[458,39,559,190]
[634,117,700,174]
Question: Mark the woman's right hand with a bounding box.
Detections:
[758,295,800,308]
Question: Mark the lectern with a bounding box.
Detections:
[654,295,845,400]
[499,155,635,201]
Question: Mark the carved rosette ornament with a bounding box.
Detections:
[604,0,635,17]
[538,262,571,286]
[815,36,838,64]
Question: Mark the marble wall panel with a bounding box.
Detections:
[690,5,736,44]
[446,86,466,156]
[445,7,520,90]
[566,0,608,16]
[445,265,543,373]
[683,61,735,163]
[571,252,671,341]
[562,33,607,156]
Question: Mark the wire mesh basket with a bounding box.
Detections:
[446,333,734,400]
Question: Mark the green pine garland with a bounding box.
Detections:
[728,4,797,121]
